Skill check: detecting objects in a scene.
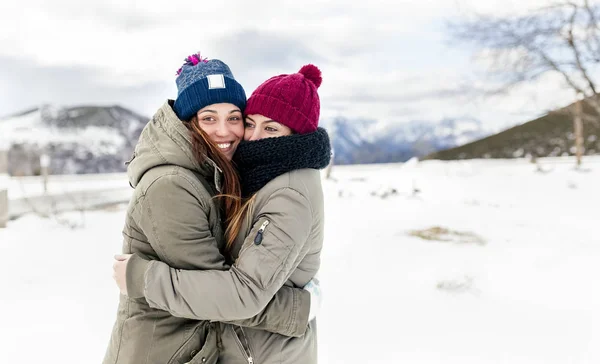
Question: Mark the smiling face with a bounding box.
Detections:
[195,103,245,160]
[244,114,293,141]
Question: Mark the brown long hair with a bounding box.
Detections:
[183,116,243,253]
[224,194,257,252]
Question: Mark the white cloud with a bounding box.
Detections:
[453,0,560,16]
[0,0,584,131]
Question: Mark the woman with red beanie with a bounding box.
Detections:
[119,64,330,364]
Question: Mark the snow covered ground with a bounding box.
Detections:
[6,172,128,200]
[4,173,131,219]
[0,157,598,363]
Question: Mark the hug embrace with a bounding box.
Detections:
[104,52,330,364]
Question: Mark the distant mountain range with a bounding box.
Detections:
[424,101,600,161]
[1,104,495,175]
[4,100,598,175]
[0,105,147,175]
[321,117,490,164]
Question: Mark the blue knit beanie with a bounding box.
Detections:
[173,53,247,121]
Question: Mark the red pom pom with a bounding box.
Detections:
[298,64,322,88]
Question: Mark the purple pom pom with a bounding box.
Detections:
[175,52,209,76]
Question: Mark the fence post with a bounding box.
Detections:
[40,153,50,194]
[0,149,8,228]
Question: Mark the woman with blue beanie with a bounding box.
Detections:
[114,64,330,364]
[103,53,313,364]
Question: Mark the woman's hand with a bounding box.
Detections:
[113,254,132,295]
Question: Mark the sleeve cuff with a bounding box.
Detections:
[289,289,311,337]
[126,254,152,299]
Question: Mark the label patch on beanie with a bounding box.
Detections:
[207,74,226,89]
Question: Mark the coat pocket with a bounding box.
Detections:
[186,327,219,364]
[236,218,289,291]
[168,322,218,364]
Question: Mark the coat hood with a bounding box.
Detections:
[127,101,222,190]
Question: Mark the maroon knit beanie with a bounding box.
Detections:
[245,64,322,134]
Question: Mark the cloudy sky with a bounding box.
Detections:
[0,0,576,130]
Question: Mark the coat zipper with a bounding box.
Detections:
[236,218,270,267]
[124,151,136,166]
[240,326,255,364]
[232,325,255,364]
[254,220,270,245]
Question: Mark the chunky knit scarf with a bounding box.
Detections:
[233,127,331,197]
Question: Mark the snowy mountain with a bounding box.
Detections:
[321,117,490,164]
[0,104,491,175]
[0,105,147,175]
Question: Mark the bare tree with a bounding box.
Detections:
[574,93,585,166]
[449,0,600,165]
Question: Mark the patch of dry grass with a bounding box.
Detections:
[408,226,486,245]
